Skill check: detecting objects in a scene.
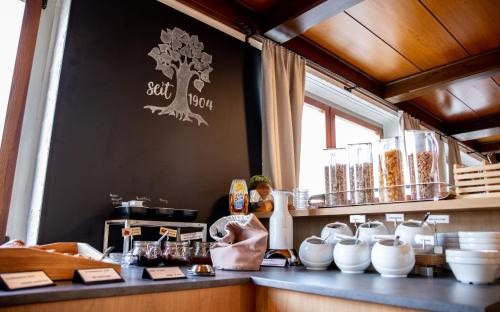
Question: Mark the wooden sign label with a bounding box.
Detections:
[142,267,186,280]
[0,271,54,291]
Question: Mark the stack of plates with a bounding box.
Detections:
[436,232,459,249]
[446,249,500,284]
[458,232,500,250]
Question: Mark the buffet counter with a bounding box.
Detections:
[1,267,499,312]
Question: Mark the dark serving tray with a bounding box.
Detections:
[114,206,198,222]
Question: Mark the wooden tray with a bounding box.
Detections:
[454,163,500,198]
[0,242,121,280]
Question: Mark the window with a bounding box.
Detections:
[0,0,25,139]
[299,96,383,194]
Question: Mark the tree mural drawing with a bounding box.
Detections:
[145,27,213,126]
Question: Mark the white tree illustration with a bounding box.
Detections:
[145,27,213,126]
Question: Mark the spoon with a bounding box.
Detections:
[321,232,331,244]
[420,212,431,227]
[157,231,169,244]
[393,235,400,247]
[354,229,360,245]
[100,246,115,261]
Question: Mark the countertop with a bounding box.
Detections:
[1,266,499,312]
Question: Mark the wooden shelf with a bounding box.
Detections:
[253,197,500,219]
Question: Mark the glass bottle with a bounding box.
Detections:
[323,148,347,206]
[229,179,249,215]
[405,130,441,200]
[378,137,405,203]
[348,143,374,204]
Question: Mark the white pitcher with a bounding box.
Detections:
[269,190,293,250]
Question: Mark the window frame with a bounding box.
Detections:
[305,96,383,148]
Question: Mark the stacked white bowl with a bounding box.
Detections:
[436,232,459,250]
[446,249,500,284]
[458,232,500,250]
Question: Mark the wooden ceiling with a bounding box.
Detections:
[176,0,500,158]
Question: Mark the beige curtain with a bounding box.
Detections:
[447,138,462,185]
[261,40,306,190]
[400,112,421,130]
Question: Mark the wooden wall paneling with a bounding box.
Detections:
[0,285,255,312]
[345,0,469,71]
[420,0,500,55]
[384,48,500,103]
[448,114,500,135]
[264,0,364,43]
[0,0,42,242]
[412,89,479,123]
[447,77,500,117]
[239,0,287,13]
[480,141,500,154]
[303,13,419,82]
[255,286,423,312]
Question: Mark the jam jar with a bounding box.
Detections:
[191,242,213,265]
[163,241,192,266]
[132,241,162,267]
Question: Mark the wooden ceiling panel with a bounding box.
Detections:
[239,0,288,13]
[448,77,500,117]
[346,0,469,71]
[420,0,500,55]
[413,89,478,123]
[304,13,419,82]
[477,134,500,144]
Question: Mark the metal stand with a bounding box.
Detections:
[103,219,208,253]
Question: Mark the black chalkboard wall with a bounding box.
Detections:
[38,0,262,248]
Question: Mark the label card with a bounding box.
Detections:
[415,234,435,245]
[122,227,141,237]
[0,271,54,291]
[427,215,450,224]
[180,232,203,241]
[261,258,287,267]
[386,213,404,222]
[142,267,186,280]
[159,227,177,238]
[73,268,124,285]
[350,215,366,224]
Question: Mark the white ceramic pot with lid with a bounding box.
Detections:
[299,236,334,270]
[395,220,433,248]
[371,238,415,278]
[321,222,353,245]
[333,238,371,273]
[358,221,389,246]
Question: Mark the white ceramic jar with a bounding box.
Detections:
[358,221,389,246]
[299,236,334,270]
[371,238,415,277]
[321,222,353,245]
[333,239,371,273]
[395,220,433,248]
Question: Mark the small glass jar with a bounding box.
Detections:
[132,241,162,267]
[347,143,374,204]
[323,148,348,206]
[191,242,213,264]
[163,241,192,266]
[378,137,405,203]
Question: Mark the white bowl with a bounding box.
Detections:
[299,236,334,270]
[447,261,499,284]
[395,220,433,248]
[459,243,500,251]
[334,239,371,273]
[446,256,500,265]
[458,237,500,244]
[459,232,500,239]
[446,249,500,259]
[358,221,389,246]
[321,222,353,245]
[371,239,415,278]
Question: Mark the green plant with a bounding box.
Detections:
[248,175,272,190]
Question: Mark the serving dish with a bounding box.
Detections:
[299,236,334,270]
[371,238,415,278]
[334,239,370,273]
[320,222,353,245]
[446,249,500,284]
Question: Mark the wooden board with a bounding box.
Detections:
[412,89,478,123]
[304,12,419,82]
[0,285,255,312]
[0,242,119,280]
